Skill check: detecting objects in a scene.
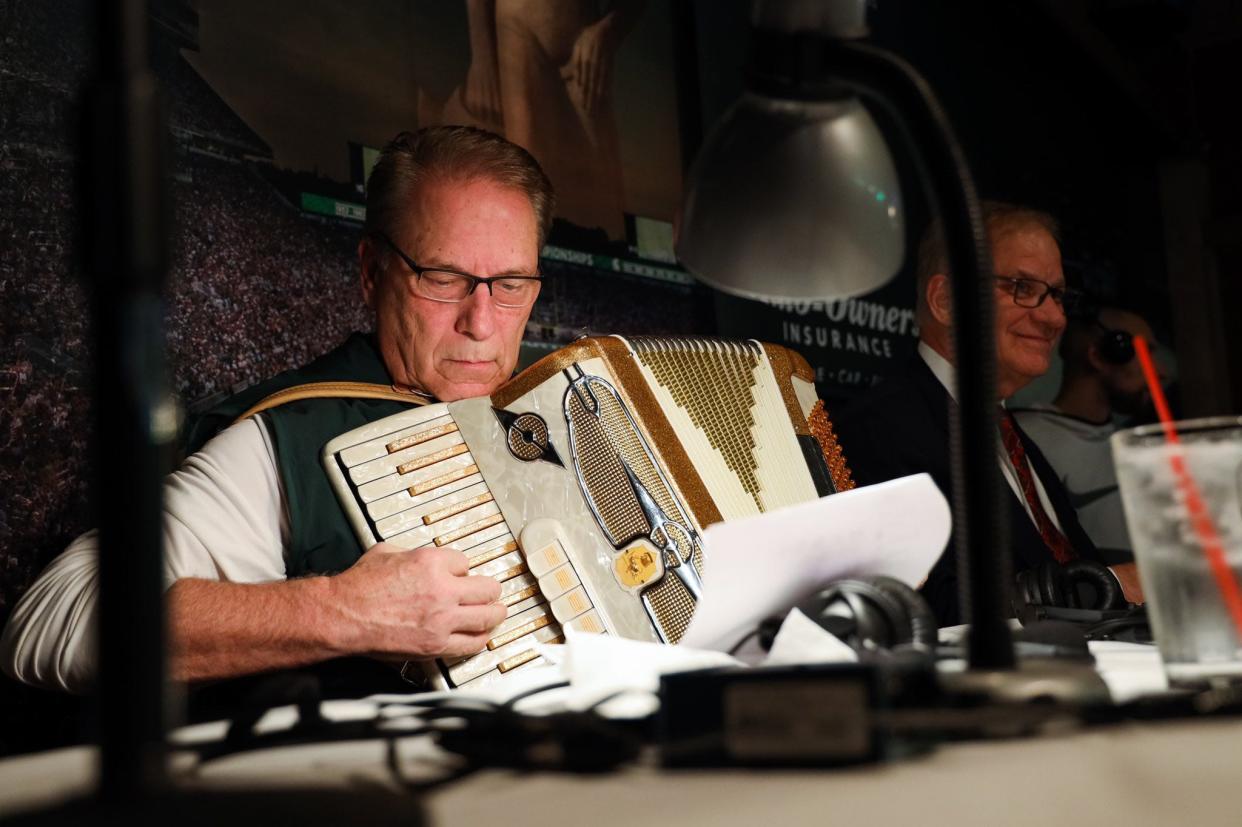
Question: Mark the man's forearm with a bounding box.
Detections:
[167,576,348,683]
[167,542,508,682]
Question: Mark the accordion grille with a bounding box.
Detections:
[631,338,765,511]
[566,378,688,545]
[566,377,701,642]
[640,546,704,644]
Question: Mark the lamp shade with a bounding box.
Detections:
[677,93,904,301]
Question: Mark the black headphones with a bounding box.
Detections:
[796,575,938,655]
[1093,318,1135,365]
[1015,560,1127,612]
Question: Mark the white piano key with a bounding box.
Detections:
[497,650,545,674]
[365,480,490,524]
[356,452,479,503]
[337,414,457,467]
[432,509,505,546]
[447,622,563,686]
[381,418,460,456]
[466,537,520,569]
[487,604,552,647]
[438,519,511,553]
[347,431,465,486]
[468,549,525,579]
[422,490,495,526]
[374,499,500,543]
[503,593,544,618]
[499,570,537,592]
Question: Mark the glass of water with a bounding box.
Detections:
[1112,417,1242,686]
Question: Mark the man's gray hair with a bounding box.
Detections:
[915,200,1061,320]
[364,126,555,248]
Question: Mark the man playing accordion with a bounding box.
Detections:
[3,126,547,691]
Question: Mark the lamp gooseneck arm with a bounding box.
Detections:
[823,40,1015,669]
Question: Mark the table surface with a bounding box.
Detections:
[1,643,1237,826]
[427,715,1242,827]
[2,714,1240,826]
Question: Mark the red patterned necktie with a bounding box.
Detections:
[998,409,1077,563]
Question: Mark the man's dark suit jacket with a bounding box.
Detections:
[832,355,1100,626]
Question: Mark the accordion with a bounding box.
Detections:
[322,336,853,689]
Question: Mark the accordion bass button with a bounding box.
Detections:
[519,518,572,577]
[549,586,593,624]
[566,609,606,636]
[518,521,597,624]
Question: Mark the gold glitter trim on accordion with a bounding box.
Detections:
[492,339,605,409]
[809,399,855,492]
[762,342,814,437]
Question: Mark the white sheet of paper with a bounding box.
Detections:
[679,473,950,651]
[762,607,859,666]
[563,630,741,694]
[1087,640,1169,703]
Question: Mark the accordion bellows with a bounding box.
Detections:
[322,335,853,689]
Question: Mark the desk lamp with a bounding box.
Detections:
[677,0,1016,671]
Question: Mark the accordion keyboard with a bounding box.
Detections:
[325,403,611,689]
[323,336,852,690]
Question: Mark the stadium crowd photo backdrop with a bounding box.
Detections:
[0,0,708,753]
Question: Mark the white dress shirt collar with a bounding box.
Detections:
[915,339,1057,531]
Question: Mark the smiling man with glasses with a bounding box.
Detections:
[834,201,1143,626]
[3,126,558,694]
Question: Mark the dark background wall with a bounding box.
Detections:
[702,0,1199,404]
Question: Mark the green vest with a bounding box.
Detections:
[185,333,421,576]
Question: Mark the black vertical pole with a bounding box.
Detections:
[80,0,173,801]
[820,41,1016,668]
[19,2,420,822]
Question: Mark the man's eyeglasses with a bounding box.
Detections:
[376,233,543,309]
[994,275,1082,311]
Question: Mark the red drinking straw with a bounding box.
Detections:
[1133,335,1242,637]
